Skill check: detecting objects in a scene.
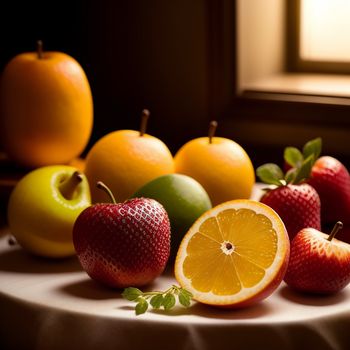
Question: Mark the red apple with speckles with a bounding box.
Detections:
[284,222,350,294]
[73,182,171,288]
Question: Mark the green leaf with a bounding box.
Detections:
[180,288,193,299]
[163,293,176,311]
[256,163,285,186]
[284,147,303,167]
[135,298,148,315]
[123,285,193,315]
[302,138,322,162]
[122,287,143,301]
[150,294,164,309]
[178,290,191,307]
[293,155,314,184]
[285,168,298,184]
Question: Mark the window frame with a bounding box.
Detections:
[206,0,350,167]
[287,0,350,75]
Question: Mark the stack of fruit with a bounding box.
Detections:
[2,45,350,316]
[256,138,350,295]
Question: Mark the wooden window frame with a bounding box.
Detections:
[206,0,350,167]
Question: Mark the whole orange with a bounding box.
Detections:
[85,128,175,203]
[0,43,93,167]
[174,124,255,206]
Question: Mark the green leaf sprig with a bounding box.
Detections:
[256,137,322,186]
[122,285,193,315]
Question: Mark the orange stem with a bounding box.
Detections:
[140,109,150,136]
[208,120,218,144]
[37,40,43,59]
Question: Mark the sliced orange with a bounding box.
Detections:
[174,199,290,308]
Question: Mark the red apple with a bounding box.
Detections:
[308,156,350,226]
[284,222,350,294]
[73,182,171,288]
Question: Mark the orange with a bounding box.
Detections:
[175,199,290,308]
[68,157,86,173]
[174,135,255,206]
[0,44,93,168]
[84,129,175,203]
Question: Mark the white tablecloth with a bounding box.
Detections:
[1,235,350,350]
[1,185,350,350]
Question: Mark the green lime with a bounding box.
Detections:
[132,174,212,257]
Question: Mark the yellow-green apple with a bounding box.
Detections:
[73,182,171,288]
[7,165,91,258]
[284,222,350,294]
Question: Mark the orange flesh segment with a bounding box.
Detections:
[183,208,278,296]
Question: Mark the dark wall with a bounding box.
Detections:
[1,1,349,169]
[0,1,211,155]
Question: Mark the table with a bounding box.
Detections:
[1,188,350,350]
[1,236,350,349]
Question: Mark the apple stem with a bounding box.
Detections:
[58,171,83,200]
[139,109,150,137]
[97,181,117,204]
[37,40,43,59]
[327,221,343,241]
[208,120,218,144]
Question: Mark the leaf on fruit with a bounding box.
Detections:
[135,298,148,315]
[122,287,143,301]
[302,137,322,162]
[256,163,285,186]
[284,168,298,184]
[284,147,303,167]
[293,155,314,184]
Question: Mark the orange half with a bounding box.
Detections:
[174,199,290,308]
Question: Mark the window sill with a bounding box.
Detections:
[241,73,350,103]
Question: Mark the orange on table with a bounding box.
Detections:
[174,121,255,206]
[84,110,175,203]
[0,41,93,168]
[175,199,290,308]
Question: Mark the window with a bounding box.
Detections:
[208,0,350,168]
[300,0,350,62]
[289,0,350,74]
[236,0,350,98]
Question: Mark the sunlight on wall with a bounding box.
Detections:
[300,0,350,62]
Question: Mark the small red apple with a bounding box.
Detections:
[308,156,350,227]
[73,182,171,288]
[284,221,350,294]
